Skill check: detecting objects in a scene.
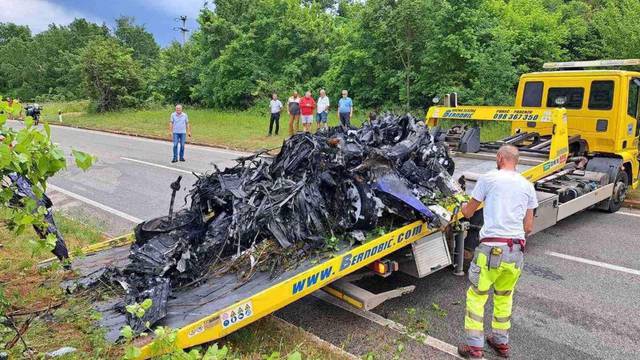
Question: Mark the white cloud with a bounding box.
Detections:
[143,0,206,19]
[0,0,104,34]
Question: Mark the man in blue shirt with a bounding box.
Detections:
[337,90,353,129]
[169,104,191,163]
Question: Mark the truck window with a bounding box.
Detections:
[629,78,640,137]
[522,81,543,107]
[627,79,639,119]
[547,87,584,109]
[588,81,614,110]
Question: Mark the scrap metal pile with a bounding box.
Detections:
[87,113,464,333]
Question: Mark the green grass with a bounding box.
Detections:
[0,211,119,358]
[40,101,373,152]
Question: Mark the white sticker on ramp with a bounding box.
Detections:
[221,301,253,329]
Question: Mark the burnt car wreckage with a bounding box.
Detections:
[68,113,464,334]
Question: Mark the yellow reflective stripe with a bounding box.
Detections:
[494,289,513,296]
[465,328,484,337]
[493,315,511,323]
[470,285,489,295]
[466,310,484,323]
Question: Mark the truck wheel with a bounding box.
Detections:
[606,171,629,213]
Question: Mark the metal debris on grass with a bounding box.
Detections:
[75,113,464,333]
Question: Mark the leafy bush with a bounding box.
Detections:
[80,38,144,112]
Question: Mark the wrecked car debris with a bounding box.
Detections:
[74,113,463,334]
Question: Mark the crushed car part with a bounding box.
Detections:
[73,112,463,334]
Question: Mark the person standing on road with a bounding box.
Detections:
[287,91,301,136]
[337,90,353,129]
[316,89,330,132]
[299,90,316,133]
[268,93,283,136]
[169,104,191,163]
[458,144,538,359]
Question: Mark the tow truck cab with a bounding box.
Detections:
[511,61,640,190]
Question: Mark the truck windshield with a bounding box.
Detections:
[547,87,584,109]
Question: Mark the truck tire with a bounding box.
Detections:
[605,170,628,213]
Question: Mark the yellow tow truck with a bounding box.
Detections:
[69,60,639,358]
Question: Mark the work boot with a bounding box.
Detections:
[458,344,484,359]
[171,159,178,163]
[487,336,510,358]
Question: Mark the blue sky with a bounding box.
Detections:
[1,0,208,46]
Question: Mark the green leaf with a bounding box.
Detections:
[141,298,153,310]
[124,346,141,360]
[44,122,51,139]
[136,308,145,319]
[287,351,302,360]
[72,149,95,170]
[265,352,280,360]
[125,304,138,315]
[0,144,10,167]
[120,325,134,340]
[45,233,58,250]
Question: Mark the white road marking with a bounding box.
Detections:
[312,291,467,359]
[547,251,640,276]
[6,119,249,157]
[121,157,199,175]
[618,211,640,218]
[47,183,142,223]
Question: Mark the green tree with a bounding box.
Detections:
[81,38,144,112]
[588,0,640,59]
[114,16,160,66]
[0,19,109,100]
[194,0,339,108]
[0,23,31,45]
[151,41,199,104]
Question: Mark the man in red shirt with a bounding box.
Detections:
[299,91,316,133]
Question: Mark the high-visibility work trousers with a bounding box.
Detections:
[465,244,523,347]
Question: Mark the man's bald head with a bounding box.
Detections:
[496,144,519,170]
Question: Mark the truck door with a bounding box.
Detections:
[629,78,640,182]
[627,78,640,148]
[631,78,640,139]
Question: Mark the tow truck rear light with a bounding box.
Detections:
[369,259,398,277]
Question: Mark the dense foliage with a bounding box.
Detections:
[1,0,640,111]
[0,111,95,251]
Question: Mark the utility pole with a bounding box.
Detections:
[173,16,189,45]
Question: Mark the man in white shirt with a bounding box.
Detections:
[458,144,538,359]
[269,93,283,136]
[315,89,330,132]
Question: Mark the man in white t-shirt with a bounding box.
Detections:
[458,144,538,359]
[268,93,283,136]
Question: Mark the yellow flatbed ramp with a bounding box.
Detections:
[81,221,431,358]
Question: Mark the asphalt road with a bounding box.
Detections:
[8,120,244,235]
[9,121,640,359]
